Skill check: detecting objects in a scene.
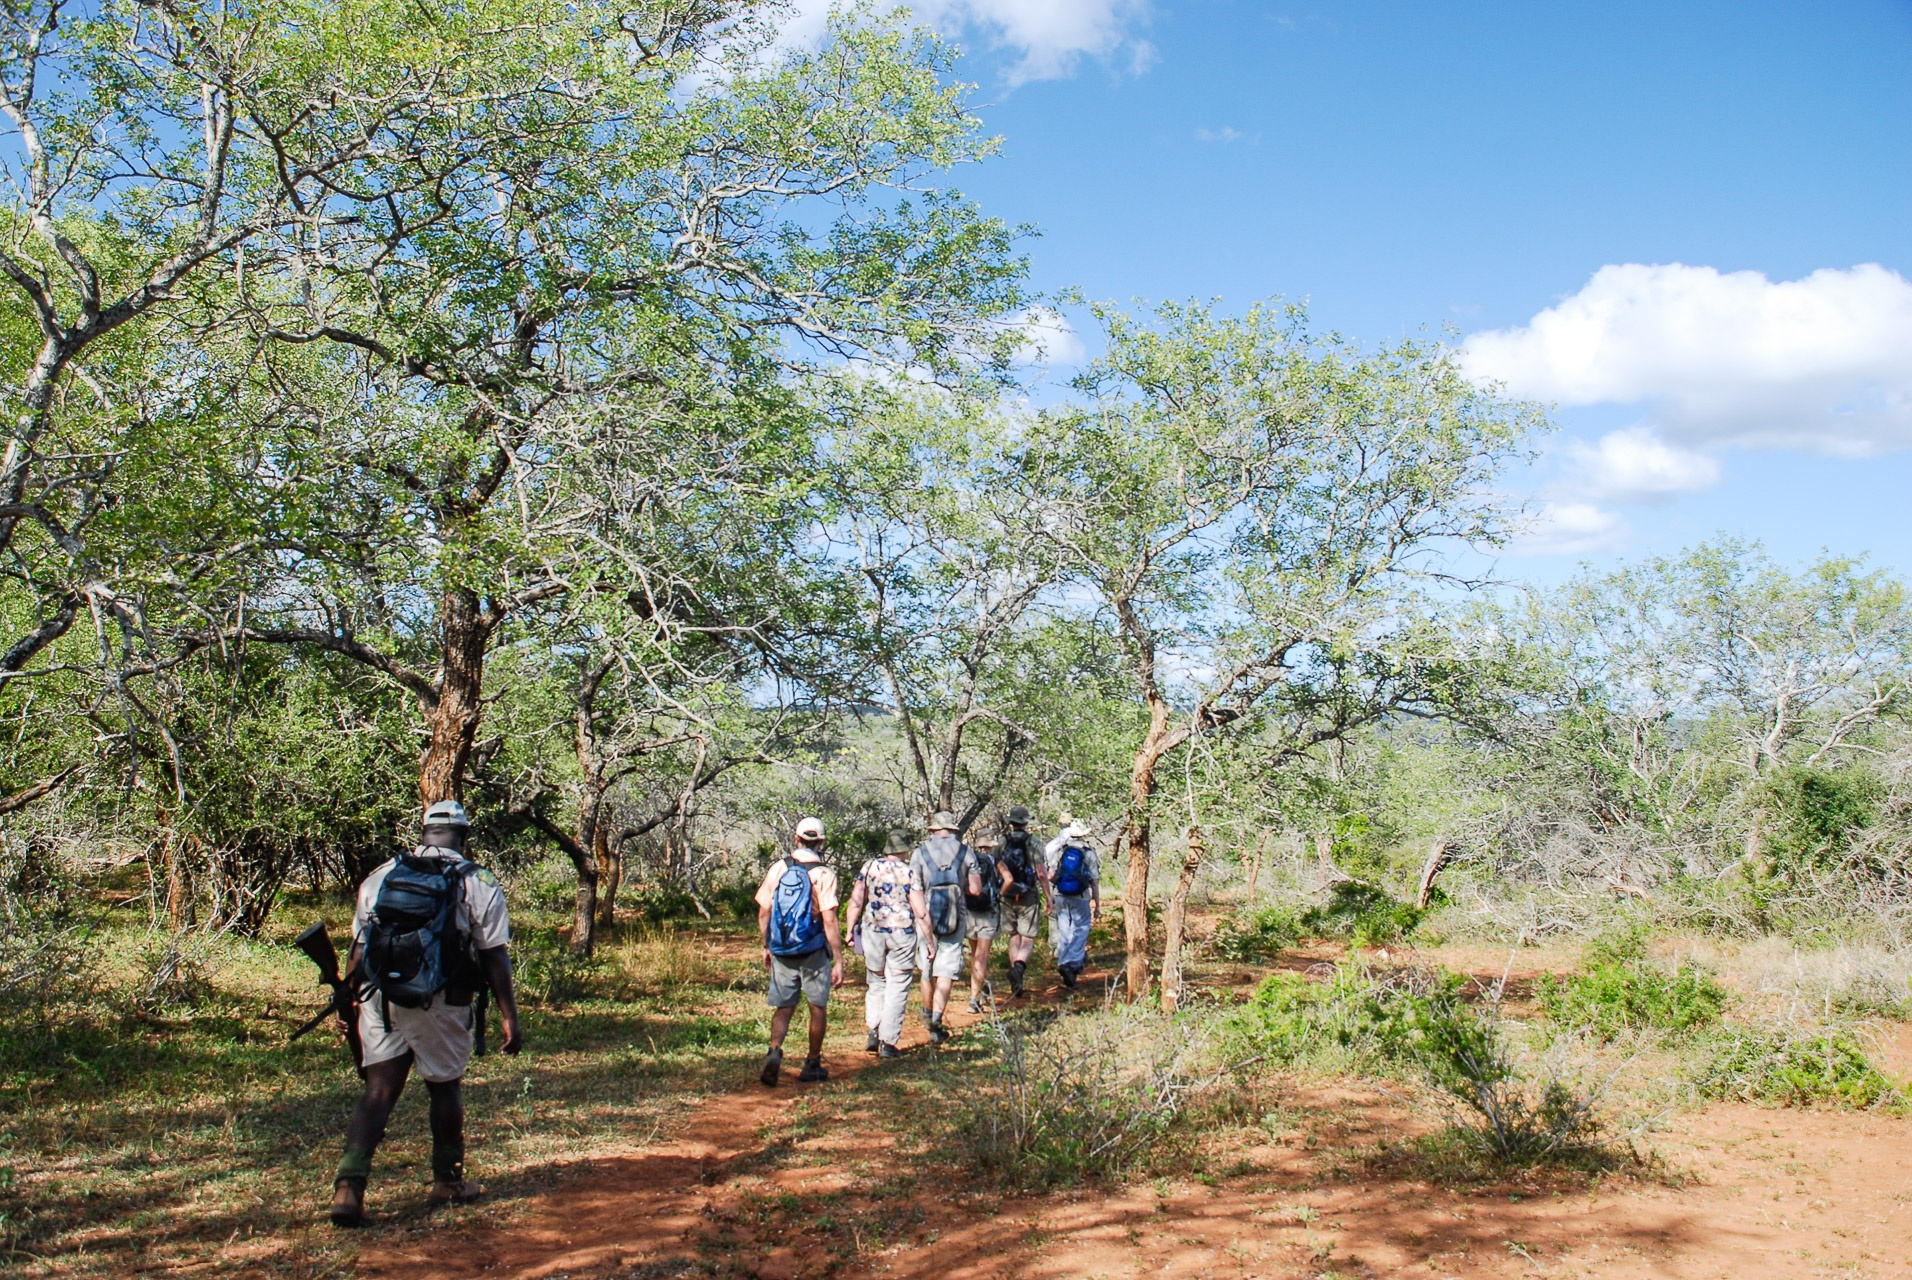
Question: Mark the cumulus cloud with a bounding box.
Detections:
[1462,263,1912,456]
[1512,502,1630,557]
[1011,307,1089,369]
[1564,426,1721,504]
[780,0,1151,84]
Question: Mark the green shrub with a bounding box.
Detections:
[1210,906,1303,962]
[1759,764,1882,872]
[1232,965,1378,1065]
[1363,981,1608,1163]
[1301,881,1424,946]
[513,927,602,1008]
[1700,1026,1903,1109]
[963,1008,1223,1188]
[711,875,760,923]
[1535,958,1726,1040]
[623,883,700,924]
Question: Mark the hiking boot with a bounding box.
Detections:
[427,1180,484,1207]
[865,1027,880,1054]
[329,1183,371,1230]
[797,1057,828,1082]
[1059,966,1078,989]
[1009,962,1027,997]
[759,1045,783,1087]
[878,1042,903,1059]
[929,1019,950,1044]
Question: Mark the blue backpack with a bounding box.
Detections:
[765,857,826,958]
[1053,845,1089,897]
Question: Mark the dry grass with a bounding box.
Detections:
[0,906,771,1279]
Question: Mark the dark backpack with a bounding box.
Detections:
[765,858,826,958]
[1000,833,1037,902]
[965,853,1002,913]
[921,839,965,937]
[365,852,478,1009]
[1053,845,1089,897]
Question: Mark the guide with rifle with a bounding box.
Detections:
[321,800,522,1229]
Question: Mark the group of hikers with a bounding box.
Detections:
[319,799,1097,1225]
[751,806,1101,1085]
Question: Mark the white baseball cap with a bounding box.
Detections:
[795,816,825,842]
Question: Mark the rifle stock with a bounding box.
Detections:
[291,922,365,1075]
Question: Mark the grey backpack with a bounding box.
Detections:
[921,837,965,937]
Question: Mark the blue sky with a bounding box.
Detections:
[852,1,1912,579]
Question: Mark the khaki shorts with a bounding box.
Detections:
[965,906,1000,941]
[999,897,1043,939]
[358,992,474,1083]
[767,947,832,1009]
[917,933,966,979]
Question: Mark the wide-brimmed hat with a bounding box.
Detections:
[883,830,912,855]
[927,810,959,831]
[1006,805,1030,824]
[972,826,1001,848]
[1065,820,1092,841]
[795,816,826,842]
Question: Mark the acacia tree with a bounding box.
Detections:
[1021,300,1539,999]
[197,0,1028,807]
[0,0,565,810]
[835,394,1062,829]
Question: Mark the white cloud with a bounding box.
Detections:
[1194,125,1257,145]
[1011,307,1088,369]
[1461,263,1912,456]
[1511,502,1630,557]
[779,1,1151,84]
[1564,426,1721,504]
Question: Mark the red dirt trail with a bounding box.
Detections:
[361,985,1912,1280]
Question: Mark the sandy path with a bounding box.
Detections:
[360,979,1912,1280]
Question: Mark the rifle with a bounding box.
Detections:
[472,984,490,1057]
[290,922,366,1076]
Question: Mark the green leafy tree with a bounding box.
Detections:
[1019,300,1539,999]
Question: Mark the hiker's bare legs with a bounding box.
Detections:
[333,1055,411,1215]
[930,975,955,1020]
[968,938,989,1001]
[1008,932,1035,966]
[768,1002,798,1051]
[806,1002,827,1059]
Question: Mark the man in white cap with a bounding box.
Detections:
[755,816,843,1085]
[911,812,983,1041]
[1045,819,1101,989]
[330,799,522,1228]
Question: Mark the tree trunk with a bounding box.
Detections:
[1315,830,1344,882]
[1122,698,1176,1001]
[1160,827,1205,1013]
[1246,831,1269,901]
[569,790,605,957]
[159,810,194,931]
[1415,840,1451,910]
[596,826,621,929]
[419,587,489,805]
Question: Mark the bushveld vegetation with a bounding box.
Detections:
[0,1,1909,1276]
